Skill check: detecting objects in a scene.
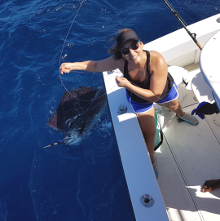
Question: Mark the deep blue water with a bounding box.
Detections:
[0,0,219,220]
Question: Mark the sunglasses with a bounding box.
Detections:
[120,40,140,55]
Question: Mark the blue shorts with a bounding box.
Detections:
[126,83,179,114]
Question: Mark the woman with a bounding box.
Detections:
[60,29,199,177]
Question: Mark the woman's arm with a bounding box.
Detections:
[116,51,168,102]
[116,77,157,102]
[149,51,168,101]
[59,56,123,74]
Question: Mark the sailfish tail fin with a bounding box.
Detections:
[43,140,63,149]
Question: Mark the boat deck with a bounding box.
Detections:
[156,68,220,221]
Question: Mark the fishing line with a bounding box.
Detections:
[56,0,207,115]
[57,0,199,112]
[57,1,178,105]
[59,0,84,66]
[58,0,85,97]
[57,0,120,103]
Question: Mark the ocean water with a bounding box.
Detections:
[0,0,219,220]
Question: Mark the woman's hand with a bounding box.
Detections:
[115,76,130,88]
[59,63,74,74]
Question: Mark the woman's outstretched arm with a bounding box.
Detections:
[59,56,123,74]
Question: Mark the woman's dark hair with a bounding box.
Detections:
[108,29,140,60]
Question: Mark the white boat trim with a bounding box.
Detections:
[103,70,169,221]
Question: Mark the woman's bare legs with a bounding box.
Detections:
[136,106,156,164]
[160,98,185,117]
[159,98,199,125]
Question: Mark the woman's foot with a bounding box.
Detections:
[177,112,199,126]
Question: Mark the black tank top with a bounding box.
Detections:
[124,50,174,103]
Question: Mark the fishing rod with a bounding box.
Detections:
[163,0,203,50]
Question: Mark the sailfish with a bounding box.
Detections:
[44,86,107,148]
